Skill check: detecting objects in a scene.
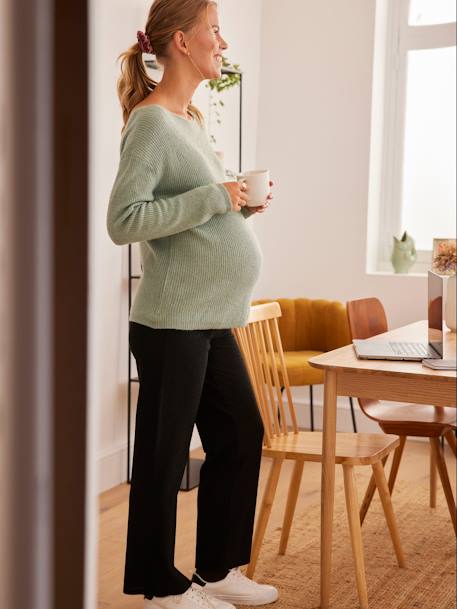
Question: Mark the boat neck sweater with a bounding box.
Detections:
[107,104,263,330]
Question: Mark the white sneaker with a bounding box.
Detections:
[144,583,229,609]
[194,568,279,606]
[193,583,236,609]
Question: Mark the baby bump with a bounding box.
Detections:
[171,213,263,292]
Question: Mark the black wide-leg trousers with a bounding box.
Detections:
[124,322,264,598]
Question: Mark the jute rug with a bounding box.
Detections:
[244,480,456,609]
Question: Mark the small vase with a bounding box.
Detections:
[445,273,456,332]
[391,231,417,274]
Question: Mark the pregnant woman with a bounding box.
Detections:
[107,1,277,609]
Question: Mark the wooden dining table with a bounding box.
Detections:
[309,320,456,609]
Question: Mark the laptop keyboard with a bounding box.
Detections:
[389,342,429,357]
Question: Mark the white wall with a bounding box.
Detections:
[90,0,263,492]
[253,0,428,327]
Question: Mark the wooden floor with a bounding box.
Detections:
[98,439,456,609]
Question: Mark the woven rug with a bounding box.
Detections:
[244,479,456,609]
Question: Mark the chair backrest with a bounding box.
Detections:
[233,302,299,448]
[346,297,388,415]
[252,298,351,352]
[346,297,388,339]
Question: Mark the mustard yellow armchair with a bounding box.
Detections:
[251,298,357,431]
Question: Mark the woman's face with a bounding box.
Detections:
[186,4,228,80]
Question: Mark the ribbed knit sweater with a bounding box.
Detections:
[107,104,263,330]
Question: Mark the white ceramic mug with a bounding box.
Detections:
[237,169,270,207]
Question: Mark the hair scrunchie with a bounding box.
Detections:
[137,30,154,54]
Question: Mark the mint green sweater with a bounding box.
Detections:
[107,105,263,330]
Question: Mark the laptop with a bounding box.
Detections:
[352,271,443,361]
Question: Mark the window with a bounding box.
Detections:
[367,0,456,273]
[402,46,455,250]
[409,0,456,26]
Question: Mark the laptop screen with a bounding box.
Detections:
[428,271,443,357]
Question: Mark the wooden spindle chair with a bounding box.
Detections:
[233,302,406,609]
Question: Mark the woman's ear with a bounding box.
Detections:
[174,30,189,56]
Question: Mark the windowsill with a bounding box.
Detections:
[367,257,436,277]
[366,270,427,277]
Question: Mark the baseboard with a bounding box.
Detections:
[98,443,128,493]
[290,393,379,433]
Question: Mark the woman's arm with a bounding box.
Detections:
[107,153,231,245]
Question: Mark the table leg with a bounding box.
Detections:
[321,369,338,609]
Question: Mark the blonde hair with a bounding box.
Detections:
[117,0,217,129]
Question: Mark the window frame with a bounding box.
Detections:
[369,0,456,274]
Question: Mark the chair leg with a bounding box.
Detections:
[247,458,283,579]
[348,397,358,433]
[359,436,406,525]
[387,436,407,494]
[372,461,406,567]
[279,459,305,555]
[342,465,369,609]
[445,429,457,457]
[430,440,437,509]
[430,437,457,534]
[309,385,315,431]
[359,455,388,525]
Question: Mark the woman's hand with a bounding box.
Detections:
[222,181,250,212]
[249,180,274,214]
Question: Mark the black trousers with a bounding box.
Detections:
[124,322,264,598]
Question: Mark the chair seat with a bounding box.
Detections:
[361,400,457,437]
[262,431,400,465]
[274,351,325,386]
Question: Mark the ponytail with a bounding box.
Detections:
[117,44,158,131]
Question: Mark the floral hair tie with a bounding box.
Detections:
[137,30,153,54]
